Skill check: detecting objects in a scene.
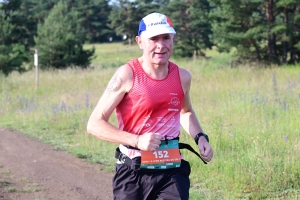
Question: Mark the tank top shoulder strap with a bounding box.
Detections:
[168,61,178,69]
[168,61,181,79]
[126,58,139,71]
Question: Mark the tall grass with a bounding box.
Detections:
[1,43,300,199]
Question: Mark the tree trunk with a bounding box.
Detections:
[282,7,289,64]
[128,36,132,46]
[266,0,278,62]
[289,4,300,64]
[250,38,262,61]
[289,51,295,64]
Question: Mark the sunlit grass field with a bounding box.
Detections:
[1,42,300,199]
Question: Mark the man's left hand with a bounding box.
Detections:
[198,137,214,162]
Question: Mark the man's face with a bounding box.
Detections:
[137,33,174,66]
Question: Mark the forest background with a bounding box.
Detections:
[0,0,300,199]
[1,0,300,75]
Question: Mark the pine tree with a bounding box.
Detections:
[209,0,300,64]
[109,0,140,45]
[0,1,27,75]
[135,0,161,15]
[2,0,40,48]
[276,0,300,64]
[34,0,94,69]
[85,0,112,42]
[163,0,213,57]
[0,16,26,75]
[64,0,112,43]
[209,0,266,62]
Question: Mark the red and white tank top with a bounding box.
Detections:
[116,58,184,158]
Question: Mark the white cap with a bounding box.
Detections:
[138,13,176,38]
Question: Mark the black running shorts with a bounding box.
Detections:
[113,159,191,200]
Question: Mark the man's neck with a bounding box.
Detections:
[138,57,169,80]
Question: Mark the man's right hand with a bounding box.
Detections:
[137,132,163,151]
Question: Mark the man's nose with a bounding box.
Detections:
[156,39,165,48]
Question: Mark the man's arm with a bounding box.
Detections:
[87,64,163,151]
[179,68,214,162]
[87,64,138,147]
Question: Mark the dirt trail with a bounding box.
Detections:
[0,128,114,200]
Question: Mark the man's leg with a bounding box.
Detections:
[113,164,146,200]
[155,160,191,200]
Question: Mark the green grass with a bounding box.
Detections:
[85,42,141,68]
[1,42,300,199]
[0,165,42,197]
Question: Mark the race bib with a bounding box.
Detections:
[140,139,181,169]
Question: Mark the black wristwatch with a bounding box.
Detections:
[194,132,209,145]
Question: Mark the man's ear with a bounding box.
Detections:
[135,36,143,49]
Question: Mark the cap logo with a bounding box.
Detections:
[148,21,167,27]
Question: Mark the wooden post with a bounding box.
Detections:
[193,50,197,62]
[34,49,39,89]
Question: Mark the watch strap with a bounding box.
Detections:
[194,132,209,145]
